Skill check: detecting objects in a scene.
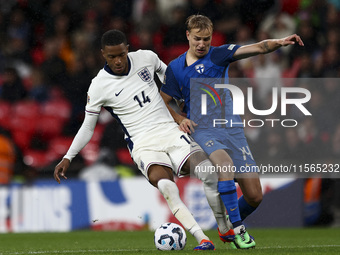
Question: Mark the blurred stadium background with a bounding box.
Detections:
[0,0,340,234]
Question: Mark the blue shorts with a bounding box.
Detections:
[192,127,257,173]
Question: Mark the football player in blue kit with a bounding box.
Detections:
[161,14,304,249]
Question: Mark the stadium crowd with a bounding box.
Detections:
[0,0,339,225]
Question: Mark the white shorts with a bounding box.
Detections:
[131,125,203,179]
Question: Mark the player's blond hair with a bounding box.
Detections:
[186,15,213,33]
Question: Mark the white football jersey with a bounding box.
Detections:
[86,50,176,150]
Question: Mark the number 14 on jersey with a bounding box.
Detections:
[134,91,151,107]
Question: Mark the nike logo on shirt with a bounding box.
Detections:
[115,89,124,96]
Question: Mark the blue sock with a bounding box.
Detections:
[238,195,257,221]
[218,180,242,227]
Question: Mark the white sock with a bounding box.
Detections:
[157,179,209,243]
[234,224,245,235]
[194,160,231,234]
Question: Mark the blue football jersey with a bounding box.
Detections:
[161,44,243,128]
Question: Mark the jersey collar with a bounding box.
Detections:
[185,47,213,67]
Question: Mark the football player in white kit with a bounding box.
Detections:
[54,30,217,250]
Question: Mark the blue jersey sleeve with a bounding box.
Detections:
[211,44,241,66]
[160,64,182,100]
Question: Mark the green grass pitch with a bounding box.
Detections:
[0,228,339,255]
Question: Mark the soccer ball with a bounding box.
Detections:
[154,222,187,250]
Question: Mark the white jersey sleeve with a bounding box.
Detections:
[64,112,98,161]
[86,79,105,115]
[151,50,167,83]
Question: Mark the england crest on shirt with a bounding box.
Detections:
[137,67,152,82]
[195,64,205,74]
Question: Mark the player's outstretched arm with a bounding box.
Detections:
[234,34,304,60]
[54,158,70,184]
[179,118,197,134]
[53,112,98,183]
[160,91,196,134]
[160,91,186,124]
[279,34,304,47]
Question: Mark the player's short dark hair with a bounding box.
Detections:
[186,15,213,33]
[101,29,127,49]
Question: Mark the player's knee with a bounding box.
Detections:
[209,149,234,167]
[246,193,263,207]
[148,165,173,187]
[187,151,209,170]
[148,171,159,187]
[149,176,159,187]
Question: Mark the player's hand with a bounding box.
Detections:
[54,158,70,184]
[281,34,304,47]
[179,118,197,134]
